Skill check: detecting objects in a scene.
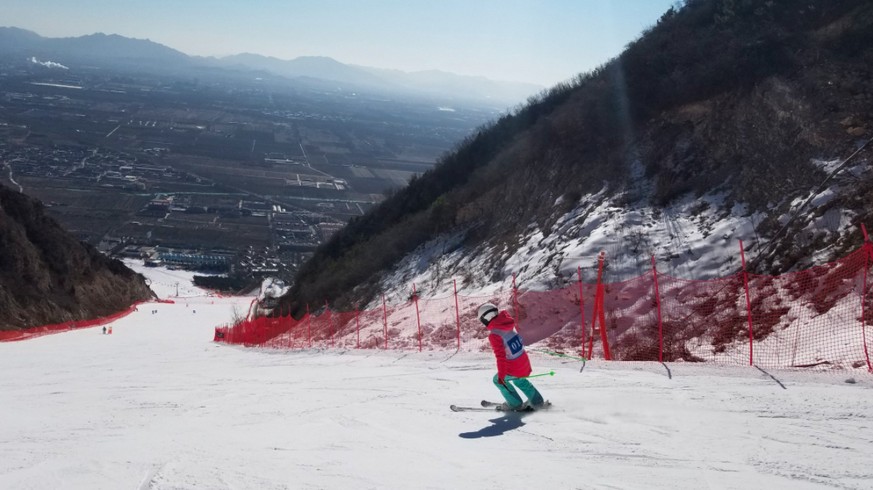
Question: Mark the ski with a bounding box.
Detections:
[450,400,551,413]
[484,399,552,411]
[450,404,500,412]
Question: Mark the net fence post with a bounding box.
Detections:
[453,279,461,352]
[512,273,520,322]
[595,252,611,360]
[862,224,872,372]
[577,266,586,359]
[651,254,664,363]
[382,294,388,350]
[413,283,422,352]
[306,303,312,348]
[740,240,754,366]
[283,303,291,349]
[325,300,333,348]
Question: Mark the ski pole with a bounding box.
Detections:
[533,348,587,372]
[518,371,555,379]
[533,348,587,362]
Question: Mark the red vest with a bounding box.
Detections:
[487,311,532,378]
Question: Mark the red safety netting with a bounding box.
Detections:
[515,282,598,357]
[215,243,873,371]
[0,301,146,342]
[655,274,748,364]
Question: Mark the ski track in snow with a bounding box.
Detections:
[1,267,873,489]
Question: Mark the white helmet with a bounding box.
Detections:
[477,303,499,325]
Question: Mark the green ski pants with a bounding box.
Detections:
[493,374,544,408]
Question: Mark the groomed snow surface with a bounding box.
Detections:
[2,266,873,490]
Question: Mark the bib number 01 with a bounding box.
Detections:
[507,334,523,355]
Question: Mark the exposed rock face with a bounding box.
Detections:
[0,184,154,330]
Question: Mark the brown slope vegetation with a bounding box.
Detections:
[281,0,873,315]
[0,184,154,330]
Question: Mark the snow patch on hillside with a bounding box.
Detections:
[373,149,869,308]
[375,191,767,304]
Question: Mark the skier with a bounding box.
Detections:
[102,326,106,335]
[478,303,545,411]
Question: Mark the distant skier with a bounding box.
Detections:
[102,326,106,335]
[478,303,545,411]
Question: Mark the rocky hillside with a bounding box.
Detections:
[0,184,154,330]
[280,0,873,314]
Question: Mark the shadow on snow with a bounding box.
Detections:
[458,412,530,439]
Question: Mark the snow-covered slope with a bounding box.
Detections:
[2,265,872,489]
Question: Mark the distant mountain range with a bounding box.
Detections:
[0,27,542,104]
[0,27,189,65]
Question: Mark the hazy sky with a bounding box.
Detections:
[4,0,679,87]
